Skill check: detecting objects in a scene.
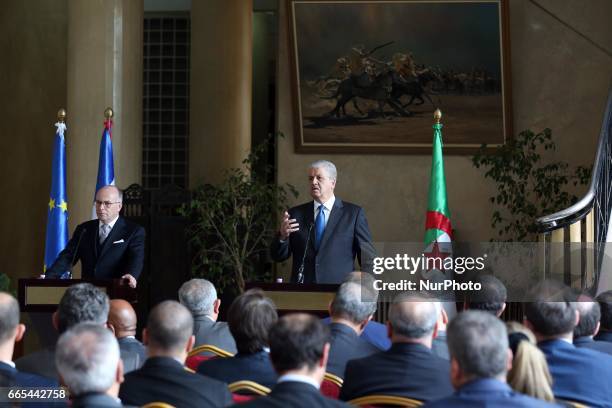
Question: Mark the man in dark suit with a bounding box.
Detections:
[179,278,237,354]
[465,275,507,317]
[119,300,232,408]
[15,282,116,380]
[197,289,278,388]
[233,314,350,408]
[524,281,612,407]
[56,323,124,408]
[422,311,556,408]
[595,290,612,343]
[339,293,453,402]
[45,185,145,287]
[573,295,612,355]
[0,292,58,388]
[108,299,146,369]
[270,160,375,284]
[326,278,380,378]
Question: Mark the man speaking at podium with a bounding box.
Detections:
[270,160,374,284]
[45,185,145,287]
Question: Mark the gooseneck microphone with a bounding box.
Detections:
[61,227,87,279]
[297,222,314,284]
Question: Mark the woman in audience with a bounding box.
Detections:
[506,322,554,402]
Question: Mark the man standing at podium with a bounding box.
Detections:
[270,160,374,284]
[45,185,145,287]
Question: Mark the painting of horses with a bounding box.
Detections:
[287,0,512,154]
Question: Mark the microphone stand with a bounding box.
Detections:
[61,227,87,279]
[297,222,314,284]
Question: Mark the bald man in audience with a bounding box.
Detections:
[179,278,237,354]
[423,311,556,408]
[573,294,612,356]
[525,281,612,407]
[0,292,58,388]
[119,300,232,408]
[107,299,146,369]
[16,283,117,380]
[339,293,453,402]
[234,314,350,408]
[56,323,124,408]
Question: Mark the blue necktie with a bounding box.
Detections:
[315,205,326,251]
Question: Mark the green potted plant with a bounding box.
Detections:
[182,136,298,294]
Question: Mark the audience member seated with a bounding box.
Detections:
[326,280,380,378]
[595,290,612,343]
[322,272,391,351]
[197,289,278,389]
[431,300,449,360]
[56,323,124,408]
[107,299,146,371]
[119,300,232,408]
[0,292,58,387]
[179,278,237,354]
[466,275,507,317]
[233,314,350,408]
[15,283,111,380]
[524,281,612,407]
[573,294,612,355]
[339,293,453,402]
[423,311,556,408]
[506,322,555,403]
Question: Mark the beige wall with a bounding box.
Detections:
[0,0,68,282]
[276,0,612,273]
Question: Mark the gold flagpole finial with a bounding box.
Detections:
[104,107,114,119]
[57,108,66,123]
[434,109,442,124]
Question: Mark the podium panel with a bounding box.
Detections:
[246,283,338,316]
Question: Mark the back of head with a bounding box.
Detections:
[447,310,508,379]
[573,294,601,338]
[596,290,612,332]
[330,281,377,324]
[388,293,438,340]
[0,293,19,344]
[524,281,576,337]
[468,275,507,315]
[56,323,119,396]
[269,314,330,374]
[57,283,110,333]
[178,278,217,316]
[108,299,137,337]
[146,300,194,354]
[506,322,554,402]
[228,289,278,354]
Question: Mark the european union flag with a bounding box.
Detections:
[44,122,69,272]
[92,118,115,218]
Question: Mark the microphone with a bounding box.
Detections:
[61,227,87,279]
[297,222,314,284]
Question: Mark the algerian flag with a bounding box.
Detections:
[423,110,452,280]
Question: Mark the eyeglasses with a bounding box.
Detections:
[94,200,121,208]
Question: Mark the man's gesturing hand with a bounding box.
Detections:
[279,211,299,240]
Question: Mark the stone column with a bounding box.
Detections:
[66,0,143,237]
[190,0,253,186]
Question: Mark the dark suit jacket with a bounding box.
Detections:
[574,335,612,356]
[72,392,122,408]
[594,330,612,343]
[539,339,612,407]
[0,361,58,387]
[339,342,453,402]
[46,217,145,280]
[431,331,449,360]
[15,346,58,381]
[327,323,380,378]
[119,356,232,408]
[422,378,558,408]
[197,350,277,389]
[193,316,237,354]
[322,317,391,350]
[232,381,350,408]
[117,337,145,373]
[270,199,375,283]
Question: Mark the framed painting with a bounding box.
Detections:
[287,0,512,154]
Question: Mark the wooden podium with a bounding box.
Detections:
[245,283,339,316]
[18,279,137,313]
